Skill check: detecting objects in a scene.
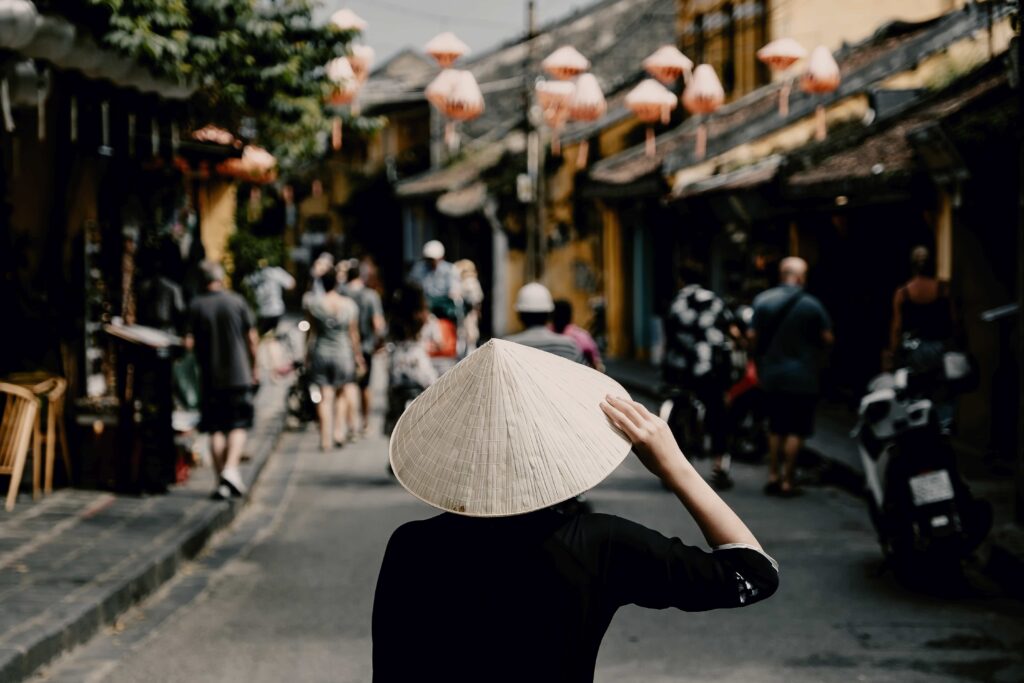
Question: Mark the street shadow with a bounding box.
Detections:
[300,472,398,490]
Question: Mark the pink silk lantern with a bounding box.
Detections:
[536,79,575,155]
[682,64,724,160]
[440,70,484,148]
[568,73,606,168]
[349,45,375,84]
[325,57,359,150]
[425,69,459,109]
[326,56,358,105]
[625,79,677,157]
[642,46,694,86]
[542,46,590,81]
[329,8,367,33]
[757,38,806,116]
[800,46,841,141]
[425,32,469,68]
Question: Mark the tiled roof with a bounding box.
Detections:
[395,135,521,197]
[461,0,676,141]
[393,0,675,194]
[588,5,1007,189]
[786,71,1008,188]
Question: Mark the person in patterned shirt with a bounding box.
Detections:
[662,280,741,490]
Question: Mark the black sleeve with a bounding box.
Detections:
[372,525,417,682]
[595,515,779,612]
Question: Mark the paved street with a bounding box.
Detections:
[35,397,1024,683]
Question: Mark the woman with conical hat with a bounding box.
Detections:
[373,340,778,682]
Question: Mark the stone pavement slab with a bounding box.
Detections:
[0,384,286,683]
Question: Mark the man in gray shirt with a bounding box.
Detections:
[243,260,295,335]
[505,283,583,363]
[751,257,833,497]
[342,262,385,435]
[187,261,259,500]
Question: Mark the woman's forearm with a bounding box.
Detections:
[663,457,761,549]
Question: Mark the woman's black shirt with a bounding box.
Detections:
[372,509,778,682]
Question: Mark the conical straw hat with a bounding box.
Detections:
[389,339,632,517]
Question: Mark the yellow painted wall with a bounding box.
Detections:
[600,202,628,357]
[770,0,963,55]
[198,180,237,264]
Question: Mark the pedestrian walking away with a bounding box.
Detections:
[305,268,365,451]
[374,340,778,682]
[553,299,604,371]
[244,258,296,336]
[662,278,741,490]
[750,257,833,498]
[185,260,259,500]
[383,282,438,437]
[505,283,584,363]
[408,240,460,301]
[342,262,386,436]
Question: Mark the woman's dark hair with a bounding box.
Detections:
[910,245,936,278]
[389,282,427,341]
[552,300,573,334]
[321,267,339,292]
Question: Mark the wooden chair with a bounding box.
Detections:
[36,378,71,495]
[0,382,40,511]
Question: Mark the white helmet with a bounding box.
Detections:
[422,240,445,260]
[515,282,554,313]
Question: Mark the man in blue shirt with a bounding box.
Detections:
[751,257,833,497]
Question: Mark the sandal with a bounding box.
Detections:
[763,481,781,496]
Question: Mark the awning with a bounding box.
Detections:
[436,181,488,217]
[2,3,194,99]
[396,132,521,198]
[673,155,783,198]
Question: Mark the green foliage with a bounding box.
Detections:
[74,0,363,171]
[227,230,285,293]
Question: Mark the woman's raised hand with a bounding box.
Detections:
[600,396,688,480]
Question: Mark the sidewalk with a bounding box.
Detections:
[0,384,287,682]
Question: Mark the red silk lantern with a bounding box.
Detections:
[568,73,606,167]
[642,46,694,86]
[682,64,724,160]
[800,46,841,141]
[626,79,676,157]
[757,38,806,116]
[425,32,469,68]
[542,46,590,81]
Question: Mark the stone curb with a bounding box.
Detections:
[0,391,287,683]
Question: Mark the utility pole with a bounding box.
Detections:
[523,1,542,282]
[1015,1,1023,524]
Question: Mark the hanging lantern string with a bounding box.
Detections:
[1,79,14,133]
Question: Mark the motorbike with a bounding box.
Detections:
[854,366,991,584]
[285,320,319,428]
[659,303,766,462]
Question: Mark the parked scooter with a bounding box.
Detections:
[854,367,991,585]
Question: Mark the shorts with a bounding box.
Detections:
[200,387,254,434]
[356,353,375,389]
[309,349,355,387]
[765,392,817,437]
[257,315,281,336]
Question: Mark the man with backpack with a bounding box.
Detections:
[342,261,386,436]
[751,257,833,498]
